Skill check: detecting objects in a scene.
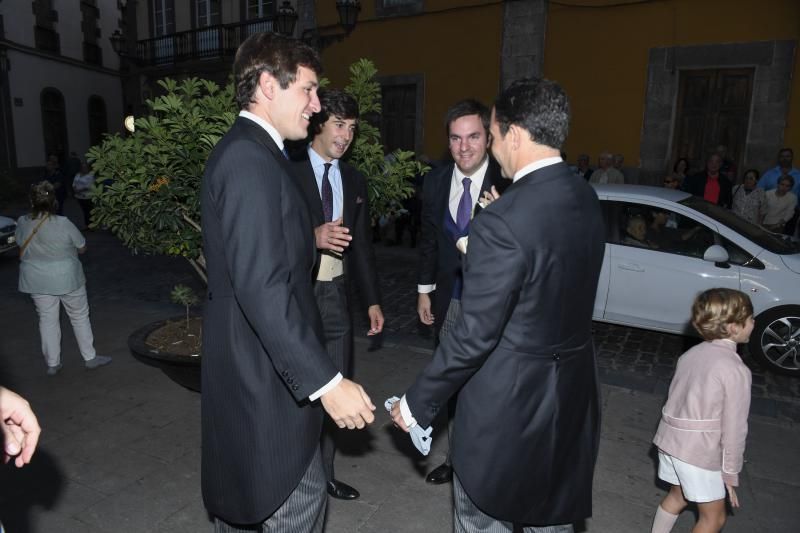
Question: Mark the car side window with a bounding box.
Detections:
[719,236,765,269]
[608,201,715,259]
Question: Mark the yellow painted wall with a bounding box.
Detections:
[315,0,504,160]
[544,0,800,169]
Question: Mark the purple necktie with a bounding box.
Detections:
[321,163,333,222]
[456,177,472,231]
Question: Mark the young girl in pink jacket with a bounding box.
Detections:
[651,288,753,533]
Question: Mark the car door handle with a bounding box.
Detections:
[618,263,644,272]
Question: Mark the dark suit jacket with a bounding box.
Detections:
[200,117,338,524]
[417,158,508,333]
[407,162,605,524]
[682,171,733,208]
[292,153,381,310]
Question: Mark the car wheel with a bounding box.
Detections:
[749,306,800,376]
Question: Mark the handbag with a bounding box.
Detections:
[18,214,49,259]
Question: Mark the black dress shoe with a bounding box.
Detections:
[327,480,360,500]
[425,463,453,484]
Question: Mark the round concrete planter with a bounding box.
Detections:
[128,318,201,393]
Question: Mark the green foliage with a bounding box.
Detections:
[171,283,200,327]
[87,78,235,276]
[87,60,427,283]
[344,59,429,222]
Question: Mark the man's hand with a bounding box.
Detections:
[417,293,434,325]
[390,401,410,433]
[320,379,376,429]
[726,484,739,508]
[367,305,384,336]
[315,218,351,253]
[0,387,41,468]
[479,186,501,208]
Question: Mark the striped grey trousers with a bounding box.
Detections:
[214,450,326,533]
[453,467,573,533]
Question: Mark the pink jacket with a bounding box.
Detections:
[653,339,752,486]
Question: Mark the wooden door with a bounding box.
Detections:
[381,84,417,153]
[672,68,753,174]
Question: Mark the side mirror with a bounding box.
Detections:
[703,244,730,264]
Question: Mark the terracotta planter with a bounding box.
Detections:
[128,318,201,392]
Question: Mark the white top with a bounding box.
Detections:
[73,172,96,200]
[16,214,86,295]
[763,190,798,226]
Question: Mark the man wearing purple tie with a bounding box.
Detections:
[394,78,605,533]
[415,99,508,485]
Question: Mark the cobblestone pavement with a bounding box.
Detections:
[356,239,800,421]
[3,196,797,420]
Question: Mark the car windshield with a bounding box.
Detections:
[680,196,800,255]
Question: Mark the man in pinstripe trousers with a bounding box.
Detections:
[201,33,376,532]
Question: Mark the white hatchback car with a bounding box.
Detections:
[592,185,800,376]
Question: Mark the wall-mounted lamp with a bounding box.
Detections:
[275,1,299,37]
[300,0,361,50]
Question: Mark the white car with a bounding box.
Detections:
[0,215,17,255]
[592,185,800,376]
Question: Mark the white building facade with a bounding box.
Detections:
[0,0,124,180]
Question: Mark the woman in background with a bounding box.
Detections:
[15,181,112,376]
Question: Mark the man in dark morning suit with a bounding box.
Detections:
[200,33,376,532]
[291,89,384,501]
[416,99,508,485]
[392,78,605,532]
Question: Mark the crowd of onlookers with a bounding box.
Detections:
[569,146,800,240]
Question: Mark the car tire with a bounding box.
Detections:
[749,305,800,376]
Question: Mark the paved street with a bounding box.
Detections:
[0,198,798,531]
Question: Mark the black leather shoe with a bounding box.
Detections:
[425,463,453,484]
[327,480,360,500]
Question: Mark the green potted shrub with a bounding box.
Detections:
[88,59,428,390]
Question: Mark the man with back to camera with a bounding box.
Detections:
[393,78,605,532]
[291,88,384,501]
[416,98,508,485]
[200,33,375,532]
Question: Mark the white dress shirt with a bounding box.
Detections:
[238,110,343,400]
[308,146,344,221]
[418,157,490,294]
[513,156,562,182]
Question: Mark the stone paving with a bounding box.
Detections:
[355,238,800,421]
[0,198,798,531]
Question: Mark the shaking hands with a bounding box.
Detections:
[321,379,376,429]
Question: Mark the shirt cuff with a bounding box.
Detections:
[309,372,343,401]
[418,284,436,294]
[399,394,418,428]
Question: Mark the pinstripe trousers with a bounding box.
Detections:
[313,277,352,481]
[214,450,326,533]
[453,474,573,533]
